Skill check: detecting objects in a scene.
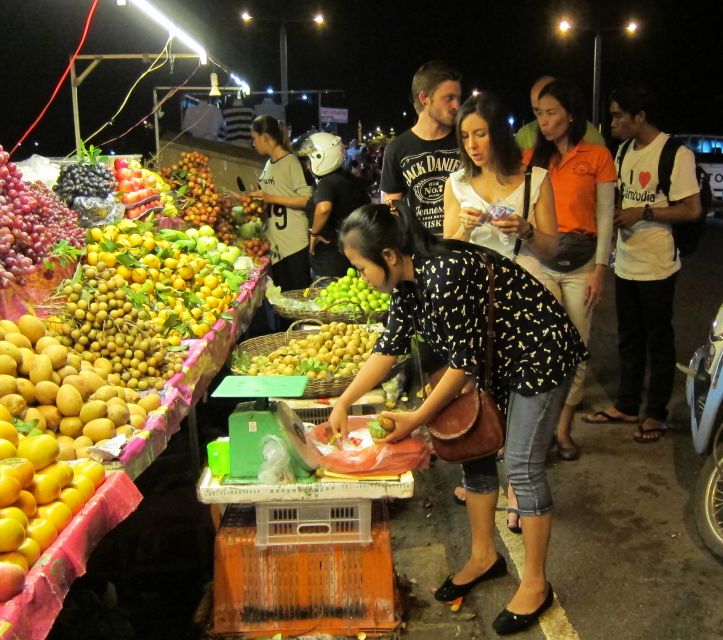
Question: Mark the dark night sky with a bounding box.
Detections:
[2,0,721,159]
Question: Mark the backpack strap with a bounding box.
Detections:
[513,166,533,258]
[615,139,634,207]
[657,137,684,202]
[616,139,634,183]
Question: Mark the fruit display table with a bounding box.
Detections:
[115,259,269,480]
[0,471,143,640]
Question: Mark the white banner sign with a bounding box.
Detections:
[319,107,349,124]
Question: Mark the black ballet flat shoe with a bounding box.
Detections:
[434,553,507,602]
[492,582,554,635]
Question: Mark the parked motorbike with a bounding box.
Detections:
[679,302,723,560]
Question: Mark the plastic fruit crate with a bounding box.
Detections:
[212,503,398,637]
[255,499,371,547]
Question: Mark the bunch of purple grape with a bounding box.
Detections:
[0,146,85,288]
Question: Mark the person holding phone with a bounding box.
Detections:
[250,115,312,291]
[443,92,558,283]
[443,92,559,525]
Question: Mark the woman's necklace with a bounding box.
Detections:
[269,146,289,162]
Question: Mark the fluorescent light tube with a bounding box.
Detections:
[130,0,207,64]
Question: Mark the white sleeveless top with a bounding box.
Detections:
[449,166,547,281]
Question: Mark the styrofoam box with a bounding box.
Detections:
[196,467,415,504]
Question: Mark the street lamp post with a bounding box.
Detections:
[592,32,602,127]
[280,22,288,105]
[558,18,638,128]
[242,10,324,107]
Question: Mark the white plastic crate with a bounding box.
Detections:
[255,499,372,547]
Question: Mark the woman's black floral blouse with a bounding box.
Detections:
[374,248,589,414]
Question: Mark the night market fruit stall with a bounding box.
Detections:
[0,145,271,638]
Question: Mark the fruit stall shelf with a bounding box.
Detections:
[114,258,269,480]
[0,471,143,640]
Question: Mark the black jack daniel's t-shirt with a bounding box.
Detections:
[380,130,460,235]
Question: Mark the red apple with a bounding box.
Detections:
[114,158,129,171]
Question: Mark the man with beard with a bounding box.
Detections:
[380,60,462,235]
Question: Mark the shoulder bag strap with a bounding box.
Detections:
[482,255,495,390]
[513,166,533,258]
[410,255,496,397]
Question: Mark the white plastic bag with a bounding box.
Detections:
[257,435,295,484]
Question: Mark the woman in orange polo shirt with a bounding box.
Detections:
[524,79,616,461]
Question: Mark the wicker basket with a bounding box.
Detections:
[229,320,404,399]
[271,277,389,324]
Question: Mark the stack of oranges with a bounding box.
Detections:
[0,433,105,601]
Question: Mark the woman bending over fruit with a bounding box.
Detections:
[329,201,587,636]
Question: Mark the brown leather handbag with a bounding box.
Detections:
[413,255,505,463]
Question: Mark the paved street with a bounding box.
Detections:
[393,220,723,639]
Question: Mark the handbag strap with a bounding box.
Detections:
[512,166,533,258]
[411,254,496,399]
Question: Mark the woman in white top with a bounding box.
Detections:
[443,92,558,279]
[443,93,559,531]
[250,115,313,291]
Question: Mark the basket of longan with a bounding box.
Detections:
[271,273,391,325]
[229,319,404,398]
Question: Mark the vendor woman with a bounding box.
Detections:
[250,115,312,291]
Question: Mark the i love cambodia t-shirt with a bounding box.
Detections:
[615,133,699,280]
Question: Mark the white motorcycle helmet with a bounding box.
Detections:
[298,132,344,177]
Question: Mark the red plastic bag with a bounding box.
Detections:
[308,416,431,476]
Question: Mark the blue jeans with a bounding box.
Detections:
[461,375,573,516]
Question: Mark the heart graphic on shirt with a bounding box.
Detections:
[638,171,651,188]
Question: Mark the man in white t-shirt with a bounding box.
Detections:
[584,87,701,442]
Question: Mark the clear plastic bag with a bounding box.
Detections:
[14,154,60,188]
[72,195,125,228]
[257,435,295,484]
[308,417,431,475]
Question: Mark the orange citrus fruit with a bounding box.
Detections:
[0,475,22,509]
[26,518,57,552]
[0,518,26,552]
[36,502,73,534]
[16,537,40,568]
[13,491,36,519]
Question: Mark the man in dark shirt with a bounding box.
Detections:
[301,133,370,277]
[380,60,462,235]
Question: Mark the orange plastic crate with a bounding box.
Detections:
[213,504,399,637]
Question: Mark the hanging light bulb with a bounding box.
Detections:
[209,72,221,97]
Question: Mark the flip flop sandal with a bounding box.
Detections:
[582,410,639,425]
[633,424,669,444]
